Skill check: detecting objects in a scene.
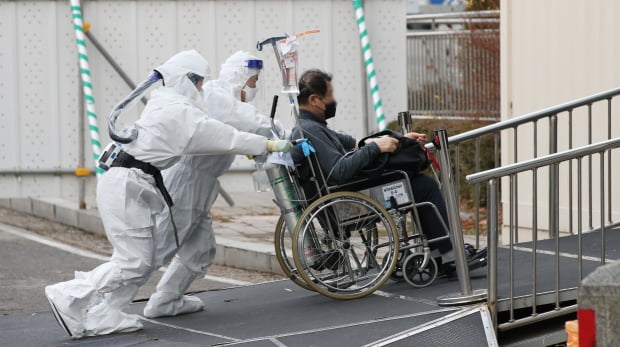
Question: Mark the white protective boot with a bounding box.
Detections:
[45,262,143,338]
[45,280,93,338]
[83,284,143,337]
[143,258,204,318]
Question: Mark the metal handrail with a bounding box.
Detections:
[406,10,500,22]
[466,137,620,184]
[465,136,619,331]
[440,85,620,334]
[444,87,620,146]
[407,28,498,37]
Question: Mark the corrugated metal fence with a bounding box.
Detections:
[406,11,500,120]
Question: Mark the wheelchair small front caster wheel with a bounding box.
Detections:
[403,253,438,288]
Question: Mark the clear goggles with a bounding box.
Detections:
[186,72,205,85]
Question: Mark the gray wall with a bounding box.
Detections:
[0,0,407,201]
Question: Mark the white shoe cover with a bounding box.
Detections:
[45,272,144,338]
[144,258,204,318]
[84,301,143,337]
[143,294,204,318]
[45,281,94,338]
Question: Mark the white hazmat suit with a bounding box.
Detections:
[143,51,279,318]
[44,50,282,338]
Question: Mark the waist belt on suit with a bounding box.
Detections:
[110,151,174,208]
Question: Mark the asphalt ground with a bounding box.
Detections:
[0,222,280,316]
[0,190,288,316]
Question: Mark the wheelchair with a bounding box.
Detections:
[271,146,451,300]
[253,33,453,300]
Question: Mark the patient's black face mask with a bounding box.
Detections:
[321,98,338,119]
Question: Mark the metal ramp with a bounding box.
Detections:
[362,305,496,346]
[2,271,495,347]
[495,228,620,315]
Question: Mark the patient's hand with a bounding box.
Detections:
[365,136,399,153]
[405,132,427,143]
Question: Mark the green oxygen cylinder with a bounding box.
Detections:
[267,164,320,264]
[266,164,300,236]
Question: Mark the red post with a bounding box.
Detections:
[578,309,596,347]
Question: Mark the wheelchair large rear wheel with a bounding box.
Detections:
[292,191,399,300]
[274,216,313,291]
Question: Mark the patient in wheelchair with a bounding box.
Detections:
[290,69,486,275]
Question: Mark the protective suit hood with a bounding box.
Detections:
[219,51,262,101]
[154,50,211,110]
[156,49,211,85]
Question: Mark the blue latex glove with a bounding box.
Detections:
[297,139,316,157]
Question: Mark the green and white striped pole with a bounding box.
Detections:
[352,0,387,131]
[70,0,102,176]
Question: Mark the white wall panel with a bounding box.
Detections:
[18,2,55,170]
[176,2,214,54]
[330,0,365,138]
[364,0,407,133]
[56,1,81,170]
[55,1,84,197]
[87,2,132,149]
[501,0,620,235]
[0,2,18,170]
[1,0,407,199]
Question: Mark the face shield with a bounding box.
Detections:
[240,59,263,102]
[219,51,264,101]
[243,59,263,78]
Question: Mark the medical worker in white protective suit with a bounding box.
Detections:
[143,51,284,318]
[44,50,292,339]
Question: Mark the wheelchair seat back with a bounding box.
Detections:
[294,148,415,211]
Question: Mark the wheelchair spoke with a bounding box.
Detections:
[292,192,399,299]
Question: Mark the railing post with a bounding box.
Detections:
[435,129,487,306]
[487,178,498,329]
[600,152,606,265]
[549,114,559,238]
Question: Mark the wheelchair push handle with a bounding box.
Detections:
[268,94,305,147]
[270,95,278,120]
[269,94,279,137]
